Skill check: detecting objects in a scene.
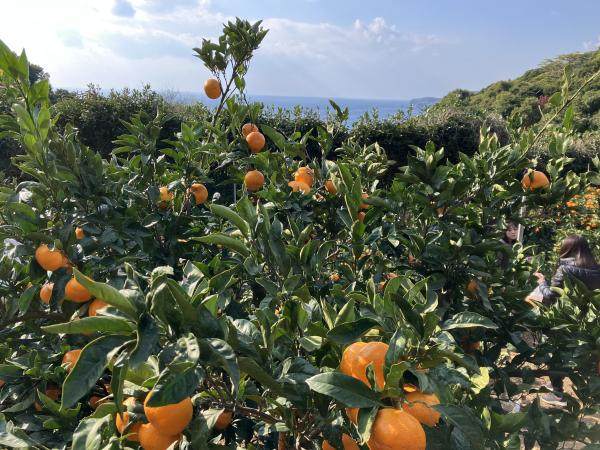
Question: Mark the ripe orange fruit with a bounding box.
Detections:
[288,181,310,194]
[144,392,193,435]
[62,349,82,371]
[40,283,54,304]
[325,180,337,195]
[246,131,266,153]
[521,170,550,190]
[189,183,208,205]
[75,227,85,240]
[159,186,174,202]
[357,212,366,223]
[401,392,441,427]
[360,193,370,209]
[214,410,233,430]
[368,408,426,450]
[294,167,314,187]
[204,78,221,99]
[244,170,265,192]
[138,423,181,450]
[242,123,259,137]
[0,380,4,388]
[116,397,141,442]
[467,280,478,295]
[88,298,108,316]
[323,433,360,450]
[65,278,92,303]
[35,244,67,272]
[340,341,388,390]
[329,273,340,282]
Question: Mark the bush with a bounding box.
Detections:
[0,22,599,450]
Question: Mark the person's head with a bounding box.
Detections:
[559,235,597,268]
[504,221,518,243]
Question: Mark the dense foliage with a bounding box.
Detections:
[2,53,598,180]
[1,19,599,450]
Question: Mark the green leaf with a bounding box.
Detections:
[210,204,250,237]
[305,372,382,408]
[203,338,239,393]
[146,365,202,407]
[442,312,498,330]
[71,416,111,450]
[327,318,379,346]
[435,405,485,450]
[129,313,159,368]
[238,357,283,394]
[62,335,129,408]
[192,234,250,257]
[73,269,138,319]
[42,317,135,335]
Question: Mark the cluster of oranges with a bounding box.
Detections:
[565,186,600,230]
[114,393,232,450]
[329,341,441,450]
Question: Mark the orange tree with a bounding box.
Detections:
[0,19,599,450]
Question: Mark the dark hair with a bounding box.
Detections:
[559,235,598,268]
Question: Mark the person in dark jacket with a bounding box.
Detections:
[498,221,519,269]
[533,235,600,406]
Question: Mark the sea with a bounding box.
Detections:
[166,92,439,124]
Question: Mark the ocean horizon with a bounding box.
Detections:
[169,92,439,123]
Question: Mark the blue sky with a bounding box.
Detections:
[1,0,599,99]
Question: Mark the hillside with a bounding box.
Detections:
[435,50,600,131]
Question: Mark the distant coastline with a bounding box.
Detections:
[168,92,440,123]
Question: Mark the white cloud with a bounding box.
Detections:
[0,1,452,98]
[583,36,600,51]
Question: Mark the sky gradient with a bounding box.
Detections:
[1,0,599,100]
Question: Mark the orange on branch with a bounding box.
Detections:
[35,244,67,272]
[204,78,221,99]
[75,227,85,240]
[360,193,370,209]
[288,180,310,194]
[40,283,54,304]
[88,298,108,316]
[340,341,388,390]
[116,397,141,442]
[246,131,266,153]
[401,392,441,427]
[242,123,259,137]
[144,392,193,435]
[189,183,208,205]
[294,167,314,187]
[138,423,181,450]
[65,278,92,303]
[367,408,426,450]
[62,349,82,371]
[159,186,173,202]
[244,170,265,192]
[357,211,366,223]
[521,170,550,190]
[325,179,337,194]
